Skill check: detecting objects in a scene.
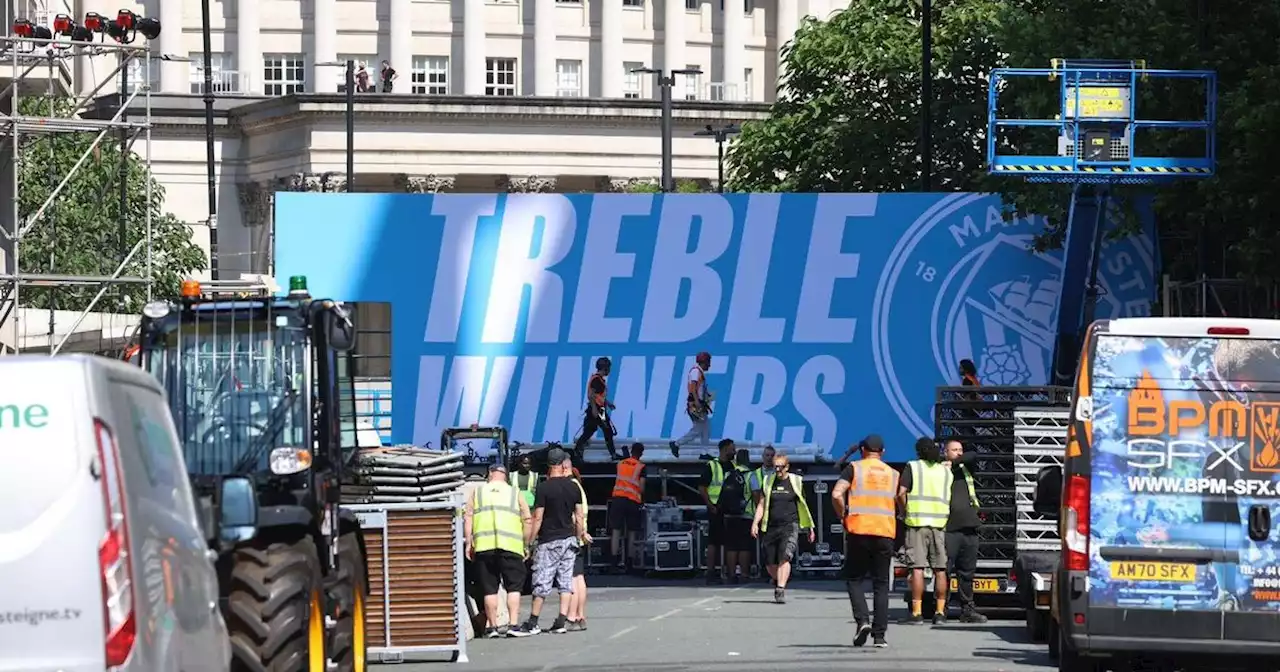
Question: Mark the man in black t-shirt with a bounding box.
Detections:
[944,440,987,623]
[510,449,587,636]
[573,357,619,461]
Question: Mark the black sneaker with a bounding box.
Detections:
[932,612,947,625]
[548,616,568,634]
[853,622,872,647]
[668,441,680,458]
[959,610,989,624]
[508,618,540,637]
[873,638,888,648]
[774,587,785,604]
[484,627,501,639]
[901,614,924,625]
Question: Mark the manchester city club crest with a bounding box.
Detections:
[871,193,1158,439]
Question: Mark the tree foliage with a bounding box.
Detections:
[727,0,1280,284]
[16,97,206,313]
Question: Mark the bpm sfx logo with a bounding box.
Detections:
[871,193,1157,439]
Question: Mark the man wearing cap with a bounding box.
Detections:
[510,448,588,636]
[832,435,898,649]
[463,462,533,638]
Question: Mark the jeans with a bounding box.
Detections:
[844,534,894,638]
[946,529,980,612]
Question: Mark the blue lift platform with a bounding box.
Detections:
[987,59,1217,381]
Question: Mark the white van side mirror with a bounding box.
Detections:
[219,476,259,548]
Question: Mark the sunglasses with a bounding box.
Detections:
[774,463,788,470]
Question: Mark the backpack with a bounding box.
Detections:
[718,468,748,516]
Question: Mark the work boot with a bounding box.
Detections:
[932,612,947,625]
[669,441,680,458]
[853,622,872,647]
[959,609,988,624]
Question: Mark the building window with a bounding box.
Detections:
[623,0,643,6]
[684,64,701,100]
[686,0,699,10]
[485,57,517,96]
[718,0,752,11]
[556,59,582,97]
[189,52,241,94]
[743,67,753,101]
[263,54,305,95]
[411,56,449,94]
[623,61,643,99]
[124,57,160,93]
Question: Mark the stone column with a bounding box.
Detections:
[158,0,184,92]
[237,0,262,94]
[663,0,686,83]
[600,0,623,98]
[313,0,338,93]
[464,0,487,95]
[389,0,412,91]
[721,0,745,101]
[775,0,798,80]
[534,0,557,96]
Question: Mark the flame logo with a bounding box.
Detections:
[1252,404,1280,470]
[1127,371,1166,435]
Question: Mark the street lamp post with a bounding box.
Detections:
[198,0,218,278]
[921,0,933,192]
[318,60,356,193]
[633,67,703,192]
[694,124,740,193]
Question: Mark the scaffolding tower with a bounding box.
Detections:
[0,31,154,355]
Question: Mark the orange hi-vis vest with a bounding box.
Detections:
[844,457,900,539]
[612,457,644,503]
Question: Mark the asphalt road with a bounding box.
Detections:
[385,577,1054,671]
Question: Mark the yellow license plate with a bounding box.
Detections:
[949,578,1001,593]
[1108,561,1196,582]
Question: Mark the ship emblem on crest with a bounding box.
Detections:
[871,193,1156,440]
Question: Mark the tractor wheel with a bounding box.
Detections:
[332,531,369,672]
[227,536,325,672]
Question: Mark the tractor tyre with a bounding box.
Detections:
[331,531,369,672]
[226,536,325,672]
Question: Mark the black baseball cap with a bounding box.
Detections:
[547,448,571,466]
[860,435,885,453]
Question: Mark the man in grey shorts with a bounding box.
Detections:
[897,438,952,625]
[509,449,586,636]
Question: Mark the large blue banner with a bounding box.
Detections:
[275,192,1158,462]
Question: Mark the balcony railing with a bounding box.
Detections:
[556,86,583,97]
[190,69,251,95]
[705,82,744,102]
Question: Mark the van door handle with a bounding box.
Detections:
[1248,505,1272,542]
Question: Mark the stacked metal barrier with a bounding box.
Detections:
[934,386,1071,570]
[343,447,466,504]
[1013,407,1069,552]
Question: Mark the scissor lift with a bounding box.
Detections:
[988,59,1217,380]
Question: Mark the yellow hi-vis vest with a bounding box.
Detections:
[759,472,814,533]
[472,482,525,556]
[514,471,540,508]
[706,460,747,505]
[957,464,979,508]
[904,460,953,529]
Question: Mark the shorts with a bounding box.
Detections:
[607,497,643,532]
[722,517,754,552]
[904,526,948,569]
[531,537,579,597]
[761,523,799,566]
[573,546,585,576]
[707,512,727,546]
[472,550,526,596]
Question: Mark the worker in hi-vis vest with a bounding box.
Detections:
[898,438,954,625]
[513,453,540,509]
[750,452,815,604]
[463,463,533,638]
[608,443,647,571]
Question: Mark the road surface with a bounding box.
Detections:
[387,577,1053,671]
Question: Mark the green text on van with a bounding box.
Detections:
[0,404,49,429]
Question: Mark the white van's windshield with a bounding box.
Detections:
[147,314,309,475]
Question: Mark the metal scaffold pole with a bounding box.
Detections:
[0,31,155,356]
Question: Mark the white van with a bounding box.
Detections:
[0,355,231,672]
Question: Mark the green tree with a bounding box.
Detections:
[726,0,1004,192]
[619,179,707,193]
[15,97,206,313]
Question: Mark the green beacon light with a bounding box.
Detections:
[288,275,310,298]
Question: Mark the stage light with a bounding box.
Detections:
[83,12,108,33]
[135,16,160,39]
[12,18,34,37]
[107,9,160,43]
[52,13,74,36]
[71,23,93,41]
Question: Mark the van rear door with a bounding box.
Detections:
[1087,333,1229,642]
[0,360,108,672]
[1214,337,1280,644]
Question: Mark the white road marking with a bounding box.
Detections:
[608,625,639,640]
[650,608,682,621]
[690,596,715,607]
